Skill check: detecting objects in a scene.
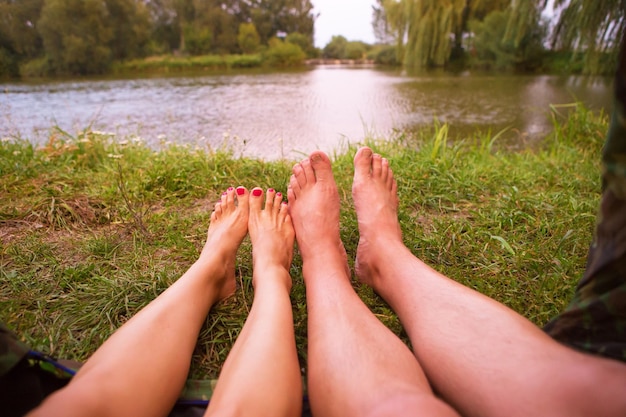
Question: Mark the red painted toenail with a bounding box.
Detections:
[252,189,262,197]
[276,192,282,197]
[228,187,234,191]
[268,188,275,193]
[236,187,245,195]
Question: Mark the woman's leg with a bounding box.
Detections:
[352,147,626,417]
[206,188,301,417]
[29,187,250,417]
[288,152,459,417]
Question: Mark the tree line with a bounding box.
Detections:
[372,0,625,74]
[0,0,316,77]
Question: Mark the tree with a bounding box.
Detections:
[372,0,395,44]
[285,31,315,57]
[323,35,348,59]
[378,0,511,68]
[549,0,625,74]
[469,8,545,71]
[105,0,152,60]
[38,0,113,74]
[0,0,44,58]
[238,22,260,53]
[248,0,315,45]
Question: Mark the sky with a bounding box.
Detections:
[312,0,377,48]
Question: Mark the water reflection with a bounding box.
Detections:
[0,69,612,160]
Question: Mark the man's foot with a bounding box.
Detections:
[287,151,348,277]
[248,187,295,288]
[352,147,404,291]
[200,186,249,301]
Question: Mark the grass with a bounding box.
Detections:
[0,103,607,380]
[112,54,265,75]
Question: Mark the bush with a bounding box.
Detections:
[184,25,213,56]
[263,38,305,67]
[20,56,54,77]
[345,41,369,60]
[368,45,400,66]
[285,32,316,58]
[0,47,19,78]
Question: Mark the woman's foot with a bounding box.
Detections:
[287,151,348,278]
[200,186,250,301]
[248,187,295,289]
[352,147,405,292]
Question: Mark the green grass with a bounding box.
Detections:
[0,103,606,379]
[111,54,265,75]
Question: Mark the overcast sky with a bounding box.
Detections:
[312,0,377,48]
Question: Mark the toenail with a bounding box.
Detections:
[268,188,275,193]
[252,189,262,197]
[276,192,282,197]
[236,187,245,195]
[228,187,234,191]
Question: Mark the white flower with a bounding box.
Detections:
[107,153,123,159]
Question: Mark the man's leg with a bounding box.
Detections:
[352,147,626,417]
[29,187,250,417]
[206,188,301,417]
[543,32,626,362]
[288,152,459,417]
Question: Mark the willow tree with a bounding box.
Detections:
[381,0,511,69]
[551,0,625,74]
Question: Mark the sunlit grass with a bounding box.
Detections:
[0,103,606,379]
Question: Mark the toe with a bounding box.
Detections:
[354,147,373,179]
[250,187,263,212]
[274,191,284,214]
[293,162,307,189]
[235,186,249,210]
[309,151,333,182]
[372,154,383,178]
[300,158,315,184]
[265,188,276,211]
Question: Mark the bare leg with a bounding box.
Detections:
[288,151,458,417]
[29,187,250,417]
[352,146,626,417]
[206,188,301,417]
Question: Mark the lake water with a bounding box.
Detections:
[0,67,613,160]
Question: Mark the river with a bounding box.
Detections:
[0,66,613,160]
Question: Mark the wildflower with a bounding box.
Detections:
[118,140,129,146]
[107,153,123,159]
[13,151,21,156]
[1,137,11,143]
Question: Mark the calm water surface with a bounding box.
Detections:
[0,67,613,160]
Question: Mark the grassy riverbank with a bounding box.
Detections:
[0,104,606,379]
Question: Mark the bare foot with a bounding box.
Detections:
[287,151,349,278]
[200,186,249,301]
[248,187,295,288]
[352,147,404,291]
